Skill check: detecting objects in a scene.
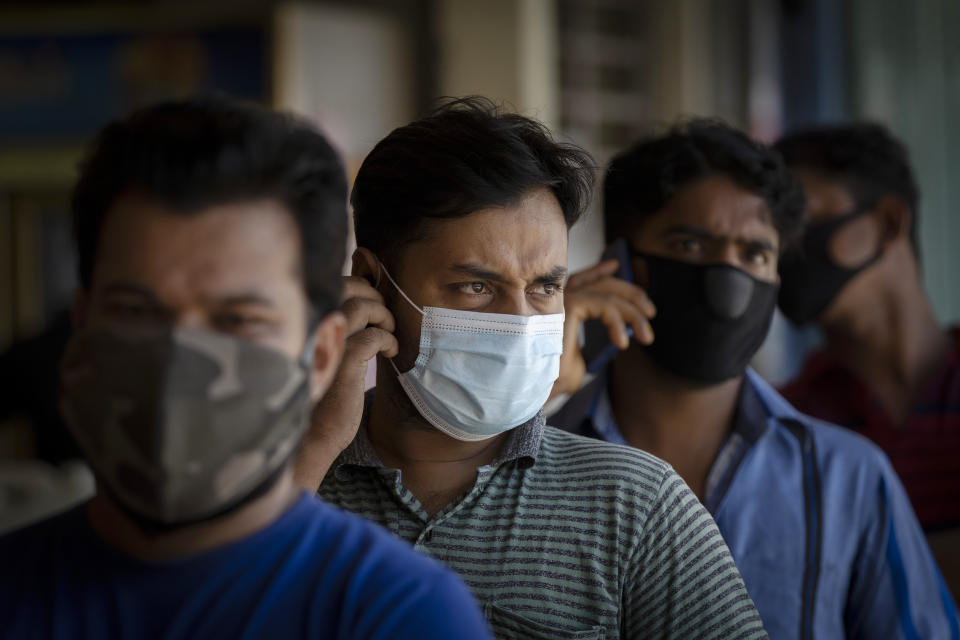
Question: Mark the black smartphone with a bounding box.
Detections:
[580,238,635,374]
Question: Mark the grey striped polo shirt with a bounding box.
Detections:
[319,406,767,640]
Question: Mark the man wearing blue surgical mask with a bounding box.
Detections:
[549,120,958,639]
[295,98,768,639]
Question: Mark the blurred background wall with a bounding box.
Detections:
[0,0,956,467]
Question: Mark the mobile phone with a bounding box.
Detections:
[581,238,634,374]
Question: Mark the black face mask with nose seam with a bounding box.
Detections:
[777,203,882,326]
[637,253,779,384]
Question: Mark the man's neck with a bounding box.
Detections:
[820,249,949,424]
[608,347,742,501]
[87,469,300,562]
[367,362,508,517]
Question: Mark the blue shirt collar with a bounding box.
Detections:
[742,367,804,422]
[587,367,772,442]
[585,366,772,512]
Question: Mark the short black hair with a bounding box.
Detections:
[604,119,806,251]
[73,96,348,317]
[775,122,920,249]
[351,96,595,264]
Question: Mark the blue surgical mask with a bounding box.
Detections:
[380,264,564,441]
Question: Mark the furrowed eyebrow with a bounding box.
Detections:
[741,238,778,253]
[533,266,568,284]
[664,224,777,252]
[101,282,278,309]
[450,263,568,286]
[449,264,510,283]
[214,293,279,308]
[661,224,717,240]
[98,282,171,318]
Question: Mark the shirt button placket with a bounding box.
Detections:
[416,527,432,548]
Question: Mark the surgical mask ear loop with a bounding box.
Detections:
[378,262,425,314]
[377,261,424,377]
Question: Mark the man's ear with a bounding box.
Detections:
[875,194,912,250]
[308,310,347,403]
[351,247,381,287]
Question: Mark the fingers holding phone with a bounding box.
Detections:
[550,250,656,401]
[566,261,656,347]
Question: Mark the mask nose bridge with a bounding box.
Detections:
[704,266,755,319]
[494,290,538,317]
[714,241,743,270]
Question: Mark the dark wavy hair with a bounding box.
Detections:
[72,96,348,317]
[604,119,806,251]
[351,96,596,264]
[775,122,919,250]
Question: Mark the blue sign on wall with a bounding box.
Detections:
[0,28,268,145]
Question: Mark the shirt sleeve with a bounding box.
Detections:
[624,468,768,639]
[845,460,960,640]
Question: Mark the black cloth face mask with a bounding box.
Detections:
[778,203,881,325]
[637,253,779,384]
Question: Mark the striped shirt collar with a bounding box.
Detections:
[334,392,546,479]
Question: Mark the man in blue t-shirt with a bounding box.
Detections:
[0,98,491,640]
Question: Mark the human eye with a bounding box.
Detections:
[213,310,271,335]
[743,246,772,267]
[456,282,493,297]
[530,281,563,297]
[103,298,163,324]
[671,237,704,256]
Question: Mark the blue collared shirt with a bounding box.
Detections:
[550,367,960,640]
[583,367,768,514]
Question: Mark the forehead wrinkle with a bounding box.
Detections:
[705,195,775,237]
[403,188,567,284]
[448,263,509,282]
[99,197,302,305]
[658,207,777,249]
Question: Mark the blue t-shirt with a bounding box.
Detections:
[0,491,492,640]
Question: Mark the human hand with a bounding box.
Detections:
[550,260,655,400]
[293,276,398,491]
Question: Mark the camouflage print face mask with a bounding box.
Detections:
[60,326,313,526]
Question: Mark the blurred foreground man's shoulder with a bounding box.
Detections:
[0,493,489,640]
